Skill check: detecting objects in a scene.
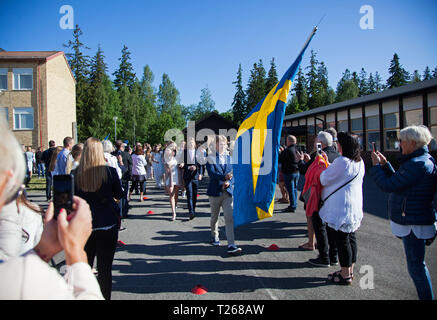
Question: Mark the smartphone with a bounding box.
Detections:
[316,143,323,155]
[53,174,74,219]
[372,142,377,152]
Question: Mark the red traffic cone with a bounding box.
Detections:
[147,210,154,215]
[268,244,279,251]
[191,284,208,295]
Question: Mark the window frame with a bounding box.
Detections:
[13,68,33,91]
[0,68,7,90]
[13,107,34,130]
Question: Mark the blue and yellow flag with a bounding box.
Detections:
[233,28,317,227]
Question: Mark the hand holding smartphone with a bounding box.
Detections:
[316,143,323,155]
[53,174,74,220]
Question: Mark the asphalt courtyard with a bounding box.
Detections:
[30,173,437,301]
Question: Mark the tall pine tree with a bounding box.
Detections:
[246,60,266,112]
[386,53,410,89]
[265,58,278,95]
[231,64,247,125]
[63,24,90,140]
[113,45,136,92]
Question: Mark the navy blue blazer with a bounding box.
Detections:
[182,149,204,183]
[73,166,123,229]
[206,153,234,197]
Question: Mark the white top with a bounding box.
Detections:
[0,251,103,299]
[165,157,179,187]
[131,154,147,176]
[104,152,122,179]
[390,221,437,239]
[319,156,365,233]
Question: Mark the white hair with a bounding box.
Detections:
[0,118,25,204]
[317,131,333,147]
[400,125,433,148]
[102,140,114,153]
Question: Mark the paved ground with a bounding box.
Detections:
[29,173,437,300]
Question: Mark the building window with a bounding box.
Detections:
[366,115,380,151]
[0,69,7,90]
[383,113,400,151]
[0,107,7,122]
[13,107,34,130]
[13,68,33,90]
[337,120,348,132]
[315,115,324,134]
[307,117,315,135]
[430,106,437,151]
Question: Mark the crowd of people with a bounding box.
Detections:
[0,115,436,300]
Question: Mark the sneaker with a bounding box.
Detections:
[211,238,220,246]
[330,259,339,266]
[227,245,242,254]
[282,206,296,213]
[189,213,195,220]
[308,257,330,267]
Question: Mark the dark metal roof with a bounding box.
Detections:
[284,78,437,121]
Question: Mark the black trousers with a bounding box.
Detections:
[327,226,357,268]
[85,227,118,300]
[185,179,198,214]
[312,211,338,263]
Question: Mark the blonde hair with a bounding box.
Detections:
[66,143,84,174]
[0,118,25,204]
[76,137,108,192]
[400,125,433,149]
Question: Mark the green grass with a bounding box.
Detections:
[26,176,46,191]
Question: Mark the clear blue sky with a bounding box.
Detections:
[1,0,436,112]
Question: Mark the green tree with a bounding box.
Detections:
[63,24,90,140]
[386,53,410,89]
[293,66,308,111]
[231,64,247,125]
[374,71,385,92]
[411,70,421,83]
[423,66,432,81]
[265,58,278,95]
[246,60,266,112]
[137,65,158,142]
[336,69,359,102]
[113,45,136,92]
[305,50,319,109]
[358,68,369,96]
[367,72,376,94]
[433,66,437,78]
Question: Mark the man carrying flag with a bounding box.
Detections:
[233,26,318,228]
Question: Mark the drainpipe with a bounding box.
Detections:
[37,62,43,148]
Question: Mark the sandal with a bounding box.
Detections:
[329,272,352,285]
[328,270,354,281]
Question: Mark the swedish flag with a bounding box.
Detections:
[233,27,317,227]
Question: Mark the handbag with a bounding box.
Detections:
[319,164,361,210]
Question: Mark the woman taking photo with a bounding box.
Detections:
[73,137,123,300]
[370,125,436,300]
[129,145,148,202]
[312,132,365,285]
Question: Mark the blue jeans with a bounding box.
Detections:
[37,163,45,177]
[283,172,299,210]
[402,231,434,300]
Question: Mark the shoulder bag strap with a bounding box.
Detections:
[320,163,361,206]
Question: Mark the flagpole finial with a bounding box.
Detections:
[316,13,327,28]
